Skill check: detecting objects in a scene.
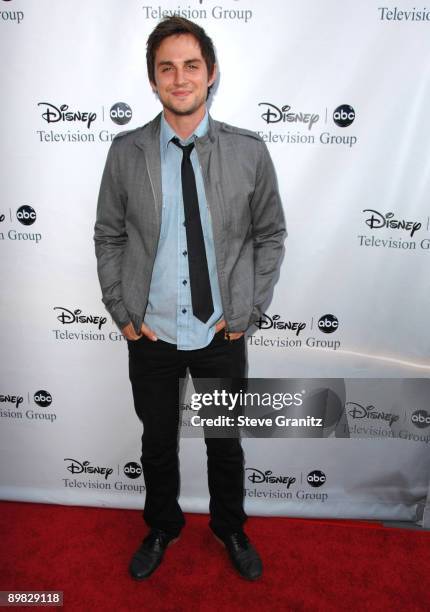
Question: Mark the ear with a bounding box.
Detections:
[208,63,217,87]
[149,79,157,93]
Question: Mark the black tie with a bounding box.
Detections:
[172,137,214,323]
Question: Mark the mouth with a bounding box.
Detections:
[172,90,192,98]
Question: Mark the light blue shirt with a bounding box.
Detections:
[144,111,223,350]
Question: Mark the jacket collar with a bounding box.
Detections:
[133,112,162,151]
[132,111,219,224]
[133,110,218,151]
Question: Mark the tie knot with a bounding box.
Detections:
[171,137,194,158]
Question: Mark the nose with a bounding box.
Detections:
[173,66,187,86]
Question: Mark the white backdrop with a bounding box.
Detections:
[1,0,430,527]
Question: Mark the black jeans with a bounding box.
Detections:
[127,329,247,538]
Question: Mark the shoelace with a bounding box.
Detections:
[144,529,170,548]
[229,532,249,551]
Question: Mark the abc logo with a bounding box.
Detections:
[110,102,132,125]
[411,410,430,429]
[124,461,142,479]
[333,104,355,127]
[34,390,52,407]
[318,314,338,334]
[16,205,36,226]
[307,470,326,487]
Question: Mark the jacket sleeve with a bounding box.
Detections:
[94,140,131,330]
[248,140,286,329]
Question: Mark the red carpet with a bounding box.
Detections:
[1,501,429,611]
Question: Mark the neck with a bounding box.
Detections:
[163,105,206,140]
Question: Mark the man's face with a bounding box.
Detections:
[151,33,216,118]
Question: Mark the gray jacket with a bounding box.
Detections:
[94,112,286,334]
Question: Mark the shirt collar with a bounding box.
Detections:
[160,109,209,154]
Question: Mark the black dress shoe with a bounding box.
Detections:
[129,529,179,580]
[215,531,263,581]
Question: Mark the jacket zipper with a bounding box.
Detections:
[139,156,162,330]
[195,142,231,335]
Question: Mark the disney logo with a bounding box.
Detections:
[363,209,421,237]
[346,402,399,426]
[0,394,24,408]
[54,307,107,329]
[245,468,296,487]
[254,314,306,336]
[259,103,319,130]
[38,102,96,129]
[64,458,113,480]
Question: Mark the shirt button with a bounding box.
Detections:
[182,308,187,314]
[182,250,187,256]
[182,280,187,285]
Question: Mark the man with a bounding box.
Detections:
[94,16,285,581]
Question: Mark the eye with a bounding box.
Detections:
[187,64,198,70]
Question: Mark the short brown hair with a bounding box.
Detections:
[146,17,216,92]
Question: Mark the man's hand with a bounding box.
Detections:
[122,322,158,341]
[215,319,244,340]
[215,319,226,333]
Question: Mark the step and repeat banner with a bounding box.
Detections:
[1,0,430,528]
